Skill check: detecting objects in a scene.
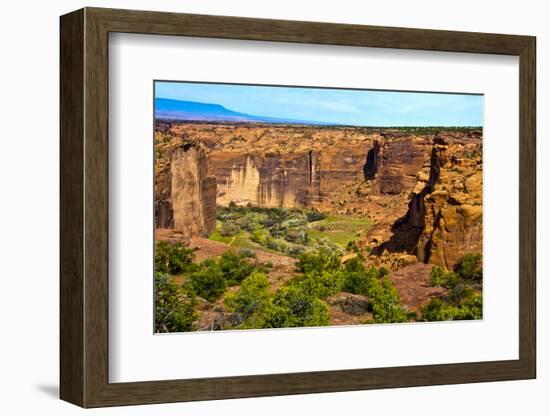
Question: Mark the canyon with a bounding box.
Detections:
[155,122,482,269]
[155,121,483,325]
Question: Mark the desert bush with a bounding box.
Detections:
[155,273,198,333]
[284,228,309,245]
[346,240,359,252]
[263,281,329,328]
[155,240,196,275]
[186,259,226,302]
[429,266,446,287]
[292,269,345,299]
[224,272,271,328]
[429,266,460,289]
[266,237,291,253]
[297,247,342,274]
[367,278,409,323]
[453,253,482,280]
[220,220,241,237]
[420,293,482,321]
[306,210,327,222]
[250,227,270,245]
[218,250,255,286]
[342,267,376,295]
[237,248,256,258]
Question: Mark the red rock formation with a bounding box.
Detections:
[210,151,322,208]
[155,142,217,237]
[365,135,433,195]
[375,133,482,269]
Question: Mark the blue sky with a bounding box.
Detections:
[155,81,483,127]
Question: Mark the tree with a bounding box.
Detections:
[218,251,254,286]
[263,281,329,328]
[453,253,482,280]
[155,240,196,275]
[186,260,226,302]
[296,247,342,274]
[155,273,198,333]
[225,272,271,328]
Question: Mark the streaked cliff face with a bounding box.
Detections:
[210,152,322,208]
[155,143,216,237]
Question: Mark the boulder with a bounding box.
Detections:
[327,293,370,315]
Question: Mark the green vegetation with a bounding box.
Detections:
[154,221,480,332]
[218,250,256,286]
[210,206,371,257]
[290,250,409,324]
[224,272,272,329]
[155,237,411,332]
[187,259,227,302]
[421,253,483,321]
[263,282,330,328]
[155,272,198,333]
[155,240,197,274]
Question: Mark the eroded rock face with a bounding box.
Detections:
[209,145,376,209]
[155,143,216,237]
[210,151,322,208]
[366,135,433,195]
[376,133,482,269]
[418,135,483,268]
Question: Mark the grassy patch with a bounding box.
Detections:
[209,206,371,257]
[209,221,232,244]
[308,215,371,247]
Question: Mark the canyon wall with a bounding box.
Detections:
[375,134,482,269]
[365,135,433,195]
[210,151,321,208]
[154,123,482,269]
[155,143,216,237]
[209,145,369,209]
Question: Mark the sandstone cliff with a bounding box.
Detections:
[375,133,482,269]
[155,123,482,270]
[209,150,322,208]
[365,135,433,195]
[155,142,216,237]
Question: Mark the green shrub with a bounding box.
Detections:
[266,237,290,253]
[155,240,196,275]
[367,278,409,323]
[218,250,255,286]
[264,282,329,328]
[453,253,482,280]
[225,272,271,328]
[292,269,345,299]
[429,267,461,290]
[429,266,446,287]
[423,256,483,321]
[306,210,327,222]
[186,260,226,302]
[250,227,270,245]
[237,248,256,258]
[346,240,359,252]
[420,298,461,322]
[420,293,482,321]
[155,273,198,332]
[297,248,342,274]
[220,220,241,237]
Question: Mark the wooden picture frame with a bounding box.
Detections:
[60,7,536,408]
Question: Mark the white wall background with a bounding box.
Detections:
[0,0,546,414]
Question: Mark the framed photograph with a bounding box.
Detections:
[60,7,536,408]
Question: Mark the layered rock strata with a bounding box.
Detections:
[375,134,482,269]
[155,143,216,237]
